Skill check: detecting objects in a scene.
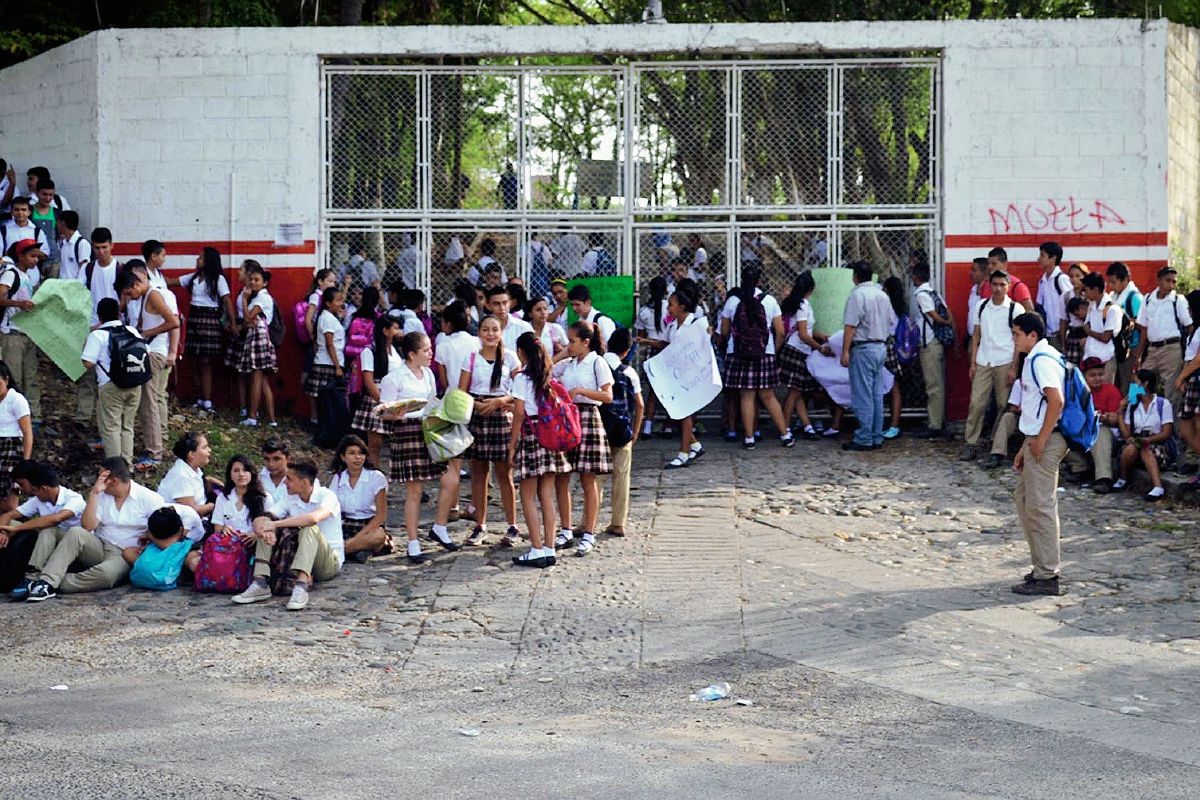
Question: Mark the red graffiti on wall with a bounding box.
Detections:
[988,199,1127,236]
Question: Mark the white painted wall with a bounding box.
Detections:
[1168,23,1200,268]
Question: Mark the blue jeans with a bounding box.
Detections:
[848,342,887,447]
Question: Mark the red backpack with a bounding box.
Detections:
[536,379,582,451]
[193,530,253,594]
[293,300,313,345]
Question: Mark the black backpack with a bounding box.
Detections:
[1,266,21,301]
[732,294,770,359]
[1114,292,1139,363]
[100,326,152,389]
[600,363,635,448]
[267,302,286,348]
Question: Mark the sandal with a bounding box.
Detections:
[665,456,689,469]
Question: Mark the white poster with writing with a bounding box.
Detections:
[644,323,722,420]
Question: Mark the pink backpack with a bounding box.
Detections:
[193,531,253,594]
[293,300,313,345]
[345,315,376,366]
[536,379,582,451]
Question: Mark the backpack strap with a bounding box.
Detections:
[977,299,989,322]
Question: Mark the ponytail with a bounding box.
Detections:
[489,338,506,392]
[399,331,429,362]
[515,332,551,401]
[570,320,605,357]
[647,276,667,334]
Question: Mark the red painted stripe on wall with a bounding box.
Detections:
[111,240,318,257]
[945,232,1168,248]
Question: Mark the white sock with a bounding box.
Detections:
[432,523,449,540]
[676,451,689,462]
[689,441,703,452]
[1149,486,1165,497]
[540,547,554,558]
[407,539,422,556]
[781,432,793,441]
[744,437,755,445]
[642,421,652,434]
[560,527,573,539]
[1113,478,1127,489]
[804,425,816,434]
[582,531,595,543]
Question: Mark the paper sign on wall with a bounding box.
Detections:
[644,322,722,420]
[275,223,304,247]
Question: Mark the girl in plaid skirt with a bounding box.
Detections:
[0,362,33,506]
[508,331,571,568]
[304,287,346,397]
[236,267,277,427]
[778,272,826,440]
[1063,297,1089,367]
[552,321,614,558]
[379,331,460,564]
[459,315,520,547]
[351,315,403,467]
[1116,369,1175,501]
[329,435,394,562]
[178,247,235,413]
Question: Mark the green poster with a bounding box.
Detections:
[11,279,93,381]
[810,269,876,336]
[565,275,635,328]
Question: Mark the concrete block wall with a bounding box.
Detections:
[1168,23,1200,270]
[0,36,99,228]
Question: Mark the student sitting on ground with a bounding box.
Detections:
[1115,369,1174,501]
[125,505,206,591]
[2,463,86,599]
[158,432,223,520]
[983,381,1023,470]
[1067,357,1123,493]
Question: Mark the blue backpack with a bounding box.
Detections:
[130,540,192,591]
[595,248,617,276]
[1030,353,1098,452]
[894,314,920,365]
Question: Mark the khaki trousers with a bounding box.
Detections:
[251,525,341,582]
[1,331,39,420]
[965,364,1008,445]
[76,368,97,424]
[97,380,141,465]
[1065,425,1115,480]
[138,353,171,460]
[31,526,130,592]
[1014,433,1069,580]
[1144,344,1183,409]
[919,340,945,430]
[990,410,1021,457]
[604,442,633,531]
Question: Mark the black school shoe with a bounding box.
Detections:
[1012,576,1064,596]
[512,552,546,568]
[911,427,943,440]
[428,530,461,552]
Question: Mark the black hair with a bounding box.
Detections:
[989,270,1010,283]
[91,227,113,245]
[97,297,120,323]
[26,166,50,183]
[309,268,334,295]
[988,247,1008,262]
[671,282,700,315]
[261,436,290,456]
[353,286,381,321]
[911,261,931,283]
[288,458,319,484]
[399,331,429,361]
[1012,312,1046,338]
[515,331,551,402]
[734,265,762,302]
[972,256,989,272]
[609,327,633,358]
[524,295,548,317]
[442,301,469,333]
[1105,261,1130,280]
[781,271,815,319]
[197,246,223,300]
[485,285,510,301]
[1066,296,1088,317]
[9,197,29,209]
[115,270,139,294]
[60,210,79,231]
[506,282,527,311]
[850,261,873,284]
[0,363,18,396]
[147,507,184,541]
[1135,368,1160,396]
[404,289,426,310]
[480,238,496,257]
[172,432,206,462]
[101,456,132,482]
[1187,290,1200,325]
[142,240,165,261]
[1040,241,1064,265]
[1158,266,1179,280]
[15,460,42,485]
[35,178,55,192]
[453,278,477,309]
[881,276,907,318]
[320,286,342,314]
[569,320,606,356]
[1082,272,1106,292]
[645,277,667,334]
[567,284,591,303]
[222,454,269,522]
[371,315,401,382]
[331,434,376,474]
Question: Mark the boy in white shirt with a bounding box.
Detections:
[2,463,87,600]
[1080,271,1123,385]
[1,198,49,262]
[0,239,41,423]
[599,329,644,537]
[1133,266,1193,410]
[81,297,143,464]
[55,211,90,282]
[233,458,342,611]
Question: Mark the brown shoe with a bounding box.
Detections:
[1093,479,1112,495]
[1012,577,1063,596]
[604,526,626,537]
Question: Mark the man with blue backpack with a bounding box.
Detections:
[912,260,958,439]
[1011,311,1096,597]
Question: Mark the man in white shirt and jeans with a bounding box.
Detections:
[21,458,165,601]
[962,270,1016,461]
[234,458,343,611]
[1133,266,1193,410]
[1011,312,1068,597]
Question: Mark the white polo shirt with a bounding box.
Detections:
[1019,340,1066,437]
[1083,295,1123,364]
[975,298,1016,368]
[499,315,533,352]
[277,486,344,568]
[17,486,86,531]
[329,469,388,521]
[157,458,206,506]
[1137,290,1192,344]
[552,351,613,406]
[92,482,167,549]
[1037,268,1072,334]
[1126,396,1174,435]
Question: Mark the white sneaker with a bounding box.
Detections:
[286,582,310,611]
[240,418,258,427]
[232,579,272,604]
[575,537,595,557]
[554,531,574,548]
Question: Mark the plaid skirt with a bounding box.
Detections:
[724,353,778,390]
[304,362,339,397]
[184,306,224,357]
[389,418,445,483]
[776,344,821,394]
[342,515,395,554]
[513,418,572,484]
[350,395,389,434]
[238,323,277,374]
[1181,374,1200,419]
[0,436,22,496]
[464,396,512,463]
[884,335,901,375]
[568,404,612,475]
[223,331,245,369]
[1063,331,1086,367]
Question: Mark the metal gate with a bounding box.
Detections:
[321,58,940,309]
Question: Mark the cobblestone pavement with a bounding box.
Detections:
[4,435,1200,798]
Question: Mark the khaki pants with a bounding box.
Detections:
[965,364,1008,445]
[97,380,141,465]
[1065,425,1115,480]
[605,442,633,531]
[1145,344,1184,409]
[990,410,1021,457]
[251,525,341,582]
[1,331,39,420]
[1014,433,1069,580]
[919,340,945,430]
[138,353,171,460]
[31,526,130,592]
[76,368,97,424]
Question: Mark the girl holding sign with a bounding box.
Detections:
[643,281,709,469]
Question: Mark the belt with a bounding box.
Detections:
[850,339,885,347]
[1150,338,1181,348]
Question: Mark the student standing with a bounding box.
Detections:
[177,247,235,411]
[303,286,346,399]
[329,435,393,562]
[566,284,616,346]
[840,261,895,451]
[460,315,520,546]
[55,211,90,282]
[0,362,33,513]
[508,332,571,568]
[553,321,613,557]
[237,267,278,427]
[1133,266,1193,411]
[635,277,669,439]
[123,262,179,470]
[1035,242,1071,347]
[81,298,142,464]
[0,239,40,425]
[641,282,707,468]
[602,328,644,537]
[380,331,461,563]
[351,316,403,467]
[432,301,478,393]
[527,296,567,359]
[486,284,533,352]
[912,260,955,439]
[1106,261,1144,391]
[778,271,826,439]
[962,270,1016,461]
[1080,272,1122,385]
[1174,290,1200,487]
[1011,312,1069,597]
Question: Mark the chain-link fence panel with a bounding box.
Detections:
[428,73,519,210]
[737,227,831,303]
[634,228,730,321]
[326,72,419,211]
[635,67,731,208]
[524,71,624,213]
[840,64,936,207]
[740,67,830,207]
[839,225,934,281]
[427,227,522,312]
